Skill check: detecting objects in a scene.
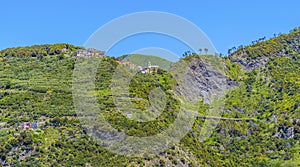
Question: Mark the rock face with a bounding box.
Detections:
[170,57,239,103]
[231,57,270,71]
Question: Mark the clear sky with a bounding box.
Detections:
[1,0,299,57]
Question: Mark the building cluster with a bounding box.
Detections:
[19,116,47,130]
[116,60,160,74]
[20,122,38,130]
[75,48,106,58]
[139,62,160,74]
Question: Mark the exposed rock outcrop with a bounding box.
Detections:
[170,57,239,103]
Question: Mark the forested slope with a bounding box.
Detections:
[0,28,299,166]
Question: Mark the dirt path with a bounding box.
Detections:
[194,115,256,122]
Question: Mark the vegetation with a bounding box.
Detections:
[0,44,83,59]
[230,27,300,60]
[0,28,299,166]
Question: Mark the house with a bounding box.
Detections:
[76,49,106,58]
[148,65,160,73]
[116,60,160,74]
[0,122,6,127]
[37,116,47,127]
[140,67,149,74]
[61,48,68,53]
[20,122,33,130]
[126,113,133,118]
[37,121,46,127]
[98,51,106,57]
[38,116,47,121]
[32,123,38,130]
[144,62,160,74]
[0,122,7,130]
[76,50,85,57]
[20,122,38,130]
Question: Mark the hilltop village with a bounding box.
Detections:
[116,60,160,74]
[70,48,161,73]
[75,48,161,73]
[74,48,106,58]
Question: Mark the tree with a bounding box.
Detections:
[204,48,208,55]
[187,51,191,56]
[199,49,202,55]
[228,49,232,55]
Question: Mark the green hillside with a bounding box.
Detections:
[118,54,173,70]
[230,27,300,70]
[0,28,299,166]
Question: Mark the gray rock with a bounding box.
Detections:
[170,57,239,103]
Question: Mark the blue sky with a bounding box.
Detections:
[1,0,299,58]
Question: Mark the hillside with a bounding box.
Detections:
[118,54,173,70]
[0,28,299,166]
[230,27,300,70]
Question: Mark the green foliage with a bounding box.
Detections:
[231,27,300,60]
[0,43,83,58]
[0,35,299,166]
